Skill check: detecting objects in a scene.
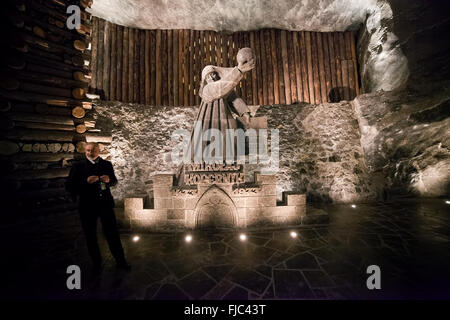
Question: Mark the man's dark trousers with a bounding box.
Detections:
[80,203,126,267]
[66,157,127,268]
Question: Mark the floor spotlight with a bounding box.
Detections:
[290,231,298,238]
[351,204,357,208]
[445,200,450,204]
[132,235,140,242]
[185,234,193,243]
[239,234,247,241]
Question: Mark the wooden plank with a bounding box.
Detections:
[338,32,349,100]
[150,30,156,105]
[276,31,286,104]
[195,30,201,105]
[122,27,128,102]
[304,31,314,104]
[310,32,321,104]
[238,33,247,102]
[316,33,327,103]
[258,30,267,105]
[140,30,145,104]
[205,31,211,66]
[134,29,140,103]
[322,31,332,103]
[155,29,161,105]
[270,29,279,105]
[116,25,123,101]
[161,30,168,105]
[183,29,189,106]
[287,31,297,103]
[280,30,292,104]
[293,31,303,103]
[167,30,173,106]
[89,17,98,92]
[345,32,355,99]
[350,32,360,96]
[249,31,258,106]
[221,32,228,67]
[333,33,343,102]
[178,30,184,106]
[173,29,179,106]
[189,30,195,106]
[110,23,116,101]
[145,30,150,104]
[263,29,273,105]
[198,30,206,103]
[96,19,104,97]
[128,27,134,102]
[327,33,337,102]
[102,20,110,100]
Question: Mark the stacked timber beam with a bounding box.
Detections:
[90,20,360,105]
[1,0,110,220]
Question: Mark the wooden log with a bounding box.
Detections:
[253,33,262,105]
[249,31,258,106]
[96,19,104,96]
[18,31,82,56]
[71,106,86,118]
[140,30,146,104]
[302,32,312,104]
[334,33,343,101]
[287,31,298,103]
[280,30,291,105]
[258,30,270,105]
[7,112,95,127]
[25,63,71,81]
[128,28,134,102]
[116,25,123,101]
[5,54,26,70]
[173,30,179,106]
[19,81,72,98]
[35,103,71,116]
[13,70,87,89]
[259,30,268,105]
[183,30,190,106]
[110,24,117,101]
[327,33,337,102]
[310,33,321,104]
[73,71,89,83]
[350,32,360,96]
[195,30,202,104]
[316,33,328,103]
[167,30,173,106]
[178,30,184,106]
[134,29,140,103]
[145,30,150,104]
[122,27,129,102]
[150,30,156,105]
[0,140,20,155]
[0,78,20,91]
[13,120,78,132]
[189,30,195,106]
[102,21,111,100]
[0,89,91,109]
[155,30,161,105]
[339,32,350,101]
[85,133,112,143]
[4,168,70,180]
[1,129,75,142]
[23,50,88,74]
[10,152,77,162]
[221,32,229,67]
[321,33,332,102]
[293,32,304,103]
[275,31,286,104]
[161,30,168,105]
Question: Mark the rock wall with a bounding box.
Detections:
[93,101,377,206]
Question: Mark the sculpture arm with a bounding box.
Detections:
[201,67,243,103]
[227,90,250,116]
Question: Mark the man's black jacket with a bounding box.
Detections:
[66,157,118,208]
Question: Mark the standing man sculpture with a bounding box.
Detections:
[187,47,257,164]
[66,142,130,274]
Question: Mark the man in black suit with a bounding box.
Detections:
[66,142,130,274]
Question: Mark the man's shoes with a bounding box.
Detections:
[116,261,131,271]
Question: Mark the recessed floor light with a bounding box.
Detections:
[185,234,193,243]
[239,234,247,241]
[132,235,140,242]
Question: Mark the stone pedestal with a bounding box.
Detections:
[124,171,325,231]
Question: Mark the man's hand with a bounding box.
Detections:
[87,175,99,184]
[238,58,255,73]
[100,175,110,183]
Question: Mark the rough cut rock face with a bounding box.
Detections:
[353,89,450,198]
[88,0,376,32]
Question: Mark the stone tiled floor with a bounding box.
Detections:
[1,198,449,300]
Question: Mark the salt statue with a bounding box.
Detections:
[186,47,257,165]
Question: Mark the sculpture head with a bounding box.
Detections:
[237,47,255,70]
